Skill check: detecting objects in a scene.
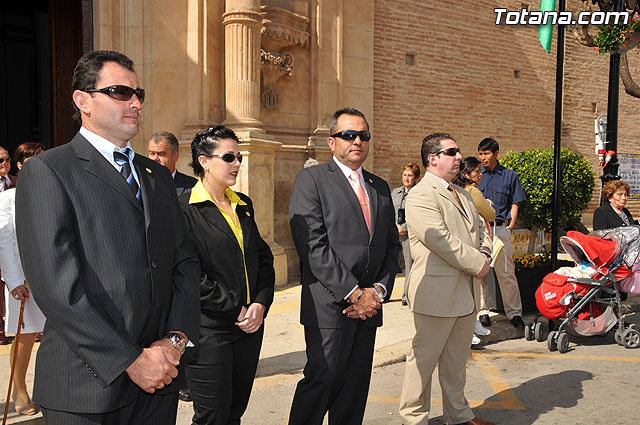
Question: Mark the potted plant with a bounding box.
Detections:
[593,17,640,54]
[489,148,595,313]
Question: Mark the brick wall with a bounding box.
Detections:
[373,0,640,224]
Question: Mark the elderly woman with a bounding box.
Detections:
[593,179,638,231]
[453,156,496,344]
[391,162,421,306]
[179,126,275,425]
[0,143,46,416]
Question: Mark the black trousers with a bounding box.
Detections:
[41,390,178,425]
[288,321,377,425]
[186,327,264,425]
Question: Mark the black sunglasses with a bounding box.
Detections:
[434,147,461,157]
[330,130,371,142]
[84,85,145,103]
[205,153,243,164]
[0,158,9,165]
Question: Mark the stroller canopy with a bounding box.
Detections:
[560,231,618,269]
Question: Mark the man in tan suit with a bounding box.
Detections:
[399,133,494,425]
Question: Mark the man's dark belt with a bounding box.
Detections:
[493,219,510,226]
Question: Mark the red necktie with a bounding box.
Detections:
[349,171,371,232]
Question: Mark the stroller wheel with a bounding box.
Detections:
[524,324,534,341]
[622,329,640,349]
[547,331,558,352]
[534,322,546,342]
[557,332,570,353]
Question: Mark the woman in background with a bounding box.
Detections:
[0,143,46,415]
[391,163,421,306]
[453,156,495,345]
[593,179,638,231]
[179,126,275,425]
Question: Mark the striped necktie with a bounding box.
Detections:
[349,171,371,232]
[113,149,141,200]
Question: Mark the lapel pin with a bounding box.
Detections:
[246,211,251,216]
[368,178,373,183]
[145,168,152,173]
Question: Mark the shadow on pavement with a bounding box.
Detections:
[256,350,307,378]
[471,369,593,425]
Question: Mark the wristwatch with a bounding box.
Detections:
[165,332,186,356]
[373,285,385,301]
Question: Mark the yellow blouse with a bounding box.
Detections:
[189,180,251,304]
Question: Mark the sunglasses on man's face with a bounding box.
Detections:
[84,85,145,103]
[434,147,461,157]
[205,153,243,164]
[0,158,9,165]
[330,130,371,142]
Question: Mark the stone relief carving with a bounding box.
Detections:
[260,4,309,109]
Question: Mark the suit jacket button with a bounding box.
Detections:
[154,300,160,307]
[151,261,157,269]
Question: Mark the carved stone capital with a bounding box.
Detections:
[260,49,294,110]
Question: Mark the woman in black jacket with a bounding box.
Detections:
[593,180,638,231]
[179,126,275,425]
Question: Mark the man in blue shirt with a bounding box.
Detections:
[476,138,527,328]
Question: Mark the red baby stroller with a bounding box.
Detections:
[526,226,640,353]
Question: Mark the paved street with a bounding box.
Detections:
[2,279,640,424]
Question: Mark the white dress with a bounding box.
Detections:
[0,188,46,333]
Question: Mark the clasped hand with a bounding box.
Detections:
[342,287,381,320]
[126,338,180,393]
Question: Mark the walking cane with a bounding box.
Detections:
[3,282,26,425]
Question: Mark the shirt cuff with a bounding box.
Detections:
[344,285,359,300]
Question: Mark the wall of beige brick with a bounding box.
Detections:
[373,0,640,225]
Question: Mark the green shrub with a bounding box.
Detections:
[500,148,594,230]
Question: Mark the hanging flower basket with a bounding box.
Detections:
[593,17,640,54]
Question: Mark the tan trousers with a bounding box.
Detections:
[399,312,475,425]
[479,225,522,319]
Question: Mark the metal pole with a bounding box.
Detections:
[602,0,624,188]
[551,0,566,270]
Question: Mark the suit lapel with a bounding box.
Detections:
[134,158,155,228]
[431,177,471,223]
[327,161,370,233]
[363,169,378,239]
[237,202,253,253]
[72,134,143,213]
[198,201,242,249]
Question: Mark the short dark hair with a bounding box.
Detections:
[72,50,136,122]
[452,156,481,187]
[328,107,369,135]
[15,142,46,166]
[420,133,455,168]
[478,137,499,153]
[190,125,240,178]
[150,131,179,153]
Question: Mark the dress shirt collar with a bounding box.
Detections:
[80,126,135,166]
[188,180,247,207]
[426,171,450,189]
[172,169,177,179]
[481,161,505,175]
[332,156,365,183]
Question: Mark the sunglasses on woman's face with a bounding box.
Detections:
[84,85,146,103]
[206,153,243,164]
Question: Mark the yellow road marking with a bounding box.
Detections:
[475,357,525,410]
[473,351,640,363]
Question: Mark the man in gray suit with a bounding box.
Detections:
[148,130,196,196]
[288,107,401,425]
[15,50,200,425]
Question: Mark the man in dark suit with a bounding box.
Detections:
[148,130,197,196]
[15,50,200,425]
[288,107,401,425]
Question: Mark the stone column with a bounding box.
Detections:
[222,0,263,132]
[224,0,287,286]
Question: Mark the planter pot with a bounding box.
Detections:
[615,31,640,54]
[488,260,573,313]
